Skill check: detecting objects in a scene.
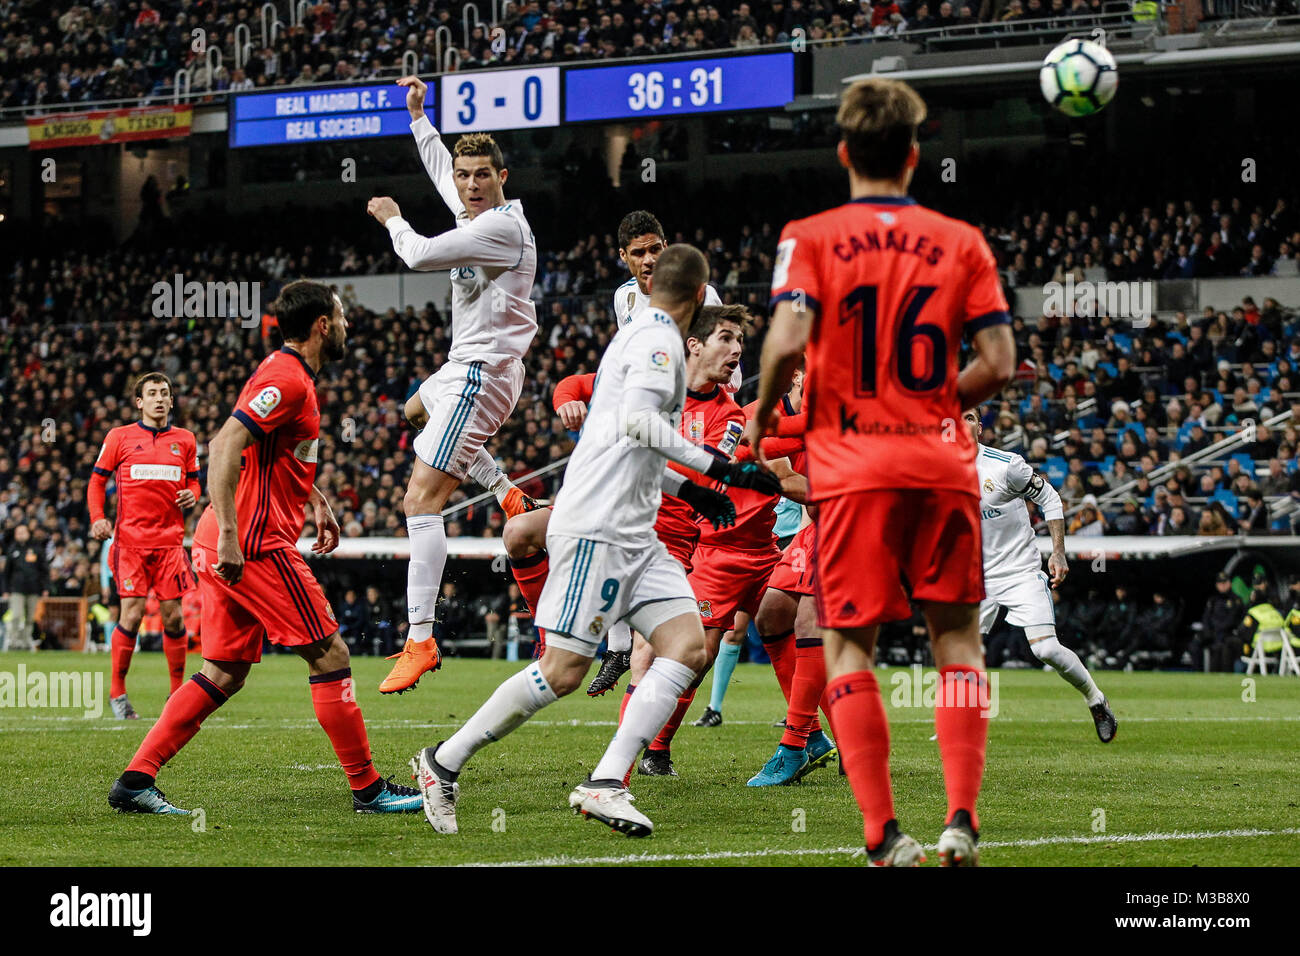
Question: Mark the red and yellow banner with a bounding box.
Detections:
[26,104,193,150]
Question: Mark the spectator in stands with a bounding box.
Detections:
[1159,504,1195,535]
[1260,458,1291,496]
[1110,495,1151,534]
[364,585,400,656]
[1069,495,1107,535]
[338,588,368,652]
[1196,572,1246,671]
[1239,488,1272,533]
[1,524,47,651]
[478,587,509,658]
[1096,584,1137,665]
[1122,590,1180,667]
[1197,506,1232,535]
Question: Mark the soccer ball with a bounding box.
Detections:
[1040,38,1118,117]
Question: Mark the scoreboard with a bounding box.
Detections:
[229,83,431,148]
[564,53,795,123]
[439,67,560,133]
[228,52,795,147]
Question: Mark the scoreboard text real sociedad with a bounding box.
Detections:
[227,53,794,148]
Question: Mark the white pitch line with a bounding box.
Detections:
[458,826,1300,867]
[3,714,1299,731]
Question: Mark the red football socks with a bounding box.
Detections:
[618,684,635,725]
[162,629,188,695]
[126,673,227,778]
[933,665,988,832]
[510,550,549,615]
[780,639,828,748]
[761,628,796,702]
[827,670,895,849]
[648,688,696,752]
[109,625,137,698]
[310,668,381,792]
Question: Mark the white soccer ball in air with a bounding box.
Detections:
[1040,38,1118,117]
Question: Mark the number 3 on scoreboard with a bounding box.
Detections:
[458,80,476,125]
[838,284,944,396]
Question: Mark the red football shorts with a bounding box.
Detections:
[111,544,194,601]
[814,489,983,629]
[658,528,700,575]
[688,544,782,631]
[766,523,817,597]
[192,542,337,663]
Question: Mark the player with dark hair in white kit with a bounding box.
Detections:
[411,245,781,838]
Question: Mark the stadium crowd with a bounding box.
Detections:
[0,0,1228,111]
[3,185,1300,664]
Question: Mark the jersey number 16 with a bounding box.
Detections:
[839,284,945,396]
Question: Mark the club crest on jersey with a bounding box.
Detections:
[170,442,181,457]
[719,421,743,456]
[325,602,336,622]
[688,417,704,442]
[626,291,637,313]
[984,477,994,493]
[772,238,795,288]
[589,615,605,636]
[697,600,712,618]
[249,386,282,419]
[122,578,134,592]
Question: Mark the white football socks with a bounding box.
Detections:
[591,656,695,782]
[437,662,558,772]
[607,620,633,654]
[467,447,510,499]
[406,513,447,643]
[1030,633,1104,706]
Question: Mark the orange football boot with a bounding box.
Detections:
[379,637,443,694]
[501,485,541,520]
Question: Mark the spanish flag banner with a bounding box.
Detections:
[26,104,193,150]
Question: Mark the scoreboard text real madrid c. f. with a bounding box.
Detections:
[227,51,795,148]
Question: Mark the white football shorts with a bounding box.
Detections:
[536,533,698,657]
[413,358,524,479]
[979,569,1056,636]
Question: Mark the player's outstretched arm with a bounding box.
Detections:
[369,196,523,272]
[553,372,595,430]
[661,469,735,530]
[958,322,1016,410]
[622,388,783,496]
[397,75,465,220]
[207,416,257,585]
[747,300,807,462]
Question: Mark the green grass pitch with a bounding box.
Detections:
[1,650,1297,866]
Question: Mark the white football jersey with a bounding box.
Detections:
[976,444,1062,582]
[548,308,686,549]
[613,278,741,392]
[385,116,538,365]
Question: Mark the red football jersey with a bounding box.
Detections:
[193,347,320,558]
[769,197,1009,501]
[699,395,801,550]
[90,422,200,548]
[655,384,746,548]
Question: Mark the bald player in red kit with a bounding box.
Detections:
[750,78,1016,866]
[107,280,424,816]
[89,372,201,716]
